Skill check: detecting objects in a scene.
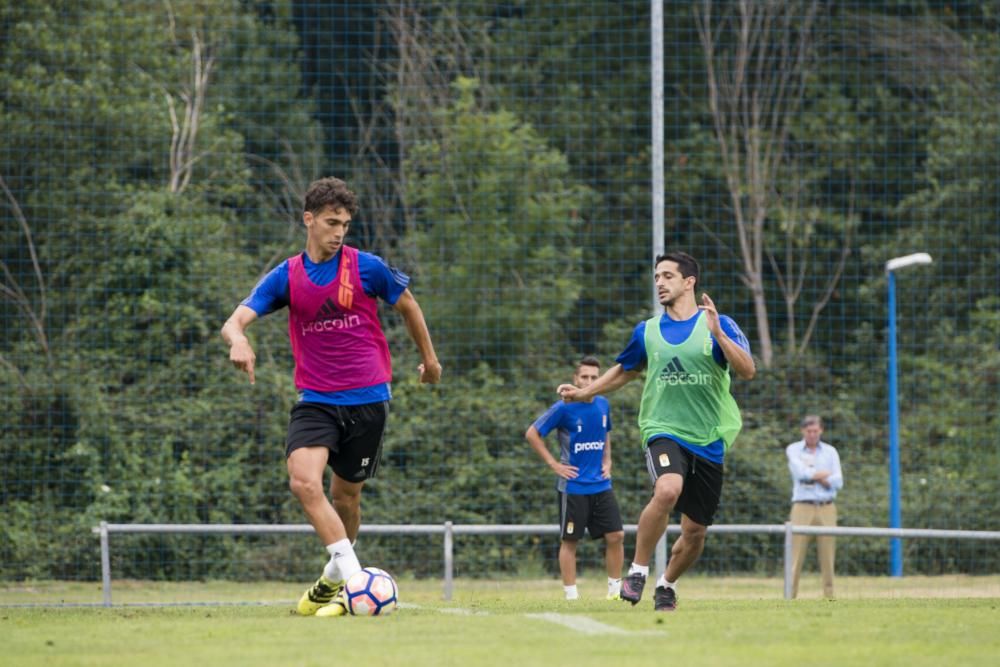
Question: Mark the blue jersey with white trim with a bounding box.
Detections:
[533,397,612,495]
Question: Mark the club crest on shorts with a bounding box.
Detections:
[566,521,575,534]
[659,453,670,468]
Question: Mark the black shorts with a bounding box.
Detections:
[558,489,624,541]
[645,437,724,527]
[286,401,388,482]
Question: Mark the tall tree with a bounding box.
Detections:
[0,0,326,577]
[694,0,822,367]
[405,78,595,370]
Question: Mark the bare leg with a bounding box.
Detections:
[631,474,682,566]
[663,514,708,582]
[288,447,346,545]
[604,530,625,578]
[329,472,365,543]
[559,540,578,586]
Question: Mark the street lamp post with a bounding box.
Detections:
[885,252,933,577]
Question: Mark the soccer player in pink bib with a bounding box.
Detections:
[221,177,441,616]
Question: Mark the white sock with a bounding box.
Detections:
[563,584,579,600]
[628,563,650,577]
[323,539,361,582]
[608,577,622,596]
[656,575,677,590]
[322,559,340,582]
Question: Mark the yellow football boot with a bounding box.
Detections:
[296,576,344,616]
[314,590,349,617]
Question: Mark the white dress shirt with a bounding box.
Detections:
[786,440,843,503]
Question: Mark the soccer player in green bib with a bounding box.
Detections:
[558,252,755,611]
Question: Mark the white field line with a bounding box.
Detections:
[399,601,487,615]
[403,602,662,635]
[526,612,650,636]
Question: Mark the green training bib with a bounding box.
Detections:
[637,312,742,451]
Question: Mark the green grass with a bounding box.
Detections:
[2,577,999,667]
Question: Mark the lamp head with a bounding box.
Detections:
[886,253,933,273]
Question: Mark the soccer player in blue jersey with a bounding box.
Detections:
[221,177,440,617]
[527,356,625,601]
[559,252,754,611]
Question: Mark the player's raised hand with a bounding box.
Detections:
[418,359,442,384]
[699,292,722,336]
[550,461,579,480]
[557,383,581,403]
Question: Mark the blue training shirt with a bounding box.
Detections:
[533,397,612,495]
[616,312,751,464]
[241,249,410,405]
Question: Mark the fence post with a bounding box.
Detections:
[100,521,112,607]
[783,521,793,600]
[443,521,454,601]
[654,530,667,576]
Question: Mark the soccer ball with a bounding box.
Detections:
[344,567,398,616]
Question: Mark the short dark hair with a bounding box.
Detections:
[577,355,601,371]
[655,251,700,288]
[801,415,823,428]
[304,177,359,216]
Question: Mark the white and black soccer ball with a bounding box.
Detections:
[344,567,398,616]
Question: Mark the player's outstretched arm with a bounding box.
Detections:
[393,289,442,384]
[221,305,259,384]
[557,363,639,402]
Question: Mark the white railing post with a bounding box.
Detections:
[783,521,794,600]
[443,521,454,601]
[100,521,112,607]
[654,530,667,576]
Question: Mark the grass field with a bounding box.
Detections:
[3,576,999,667]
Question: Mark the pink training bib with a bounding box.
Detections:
[287,246,392,392]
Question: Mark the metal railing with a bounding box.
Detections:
[92,521,1000,606]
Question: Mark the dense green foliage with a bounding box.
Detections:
[1,1,997,581]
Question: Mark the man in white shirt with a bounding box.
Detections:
[786,415,843,599]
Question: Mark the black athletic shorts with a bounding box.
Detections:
[558,488,624,541]
[645,437,724,527]
[286,401,389,482]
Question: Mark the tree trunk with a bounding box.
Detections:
[749,274,773,368]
